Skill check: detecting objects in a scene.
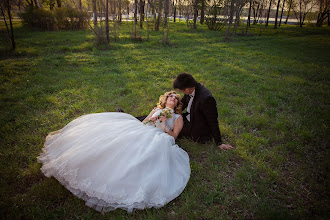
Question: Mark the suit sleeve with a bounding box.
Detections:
[201,96,223,145]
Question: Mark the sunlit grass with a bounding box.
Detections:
[1,21,329,219]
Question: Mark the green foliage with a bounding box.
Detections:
[205,3,225,31]
[0,22,329,219]
[19,7,89,31]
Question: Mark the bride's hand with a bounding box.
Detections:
[158,116,167,122]
[150,116,158,122]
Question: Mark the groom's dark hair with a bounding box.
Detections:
[173,73,198,90]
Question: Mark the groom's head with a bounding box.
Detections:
[173,73,198,95]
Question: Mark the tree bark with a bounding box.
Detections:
[274,0,281,28]
[253,2,260,24]
[193,0,198,29]
[118,0,122,23]
[155,0,162,31]
[285,2,292,24]
[6,0,15,50]
[106,0,110,43]
[266,0,273,26]
[247,0,252,27]
[134,0,138,25]
[279,0,286,26]
[164,0,169,25]
[315,0,330,26]
[173,0,176,22]
[140,0,145,29]
[200,0,205,24]
[226,0,235,39]
[92,0,98,28]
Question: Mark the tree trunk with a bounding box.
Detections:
[56,0,61,7]
[200,0,205,24]
[193,0,197,29]
[164,0,169,26]
[247,0,252,27]
[106,0,110,43]
[253,3,260,24]
[6,0,15,50]
[134,0,138,25]
[92,0,98,28]
[118,0,122,23]
[299,1,302,27]
[274,0,281,28]
[279,0,286,26]
[155,0,162,31]
[266,0,273,26]
[173,0,176,22]
[163,0,169,43]
[284,4,291,24]
[226,0,235,39]
[140,0,145,29]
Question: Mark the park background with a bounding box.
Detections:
[1,0,329,219]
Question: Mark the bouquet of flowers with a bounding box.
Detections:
[144,107,173,126]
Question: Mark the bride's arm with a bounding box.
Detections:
[142,108,158,124]
[166,116,183,140]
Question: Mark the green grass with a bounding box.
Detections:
[1,21,329,219]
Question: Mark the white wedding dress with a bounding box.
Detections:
[38,110,190,213]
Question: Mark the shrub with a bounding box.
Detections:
[19,7,89,31]
[205,4,225,31]
[20,7,56,30]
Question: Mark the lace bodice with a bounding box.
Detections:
[147,108,181,132]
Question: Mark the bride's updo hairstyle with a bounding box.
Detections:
[157,91,183,114]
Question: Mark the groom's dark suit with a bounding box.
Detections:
[179,83,222,145]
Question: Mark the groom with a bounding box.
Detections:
[173,73,233,150]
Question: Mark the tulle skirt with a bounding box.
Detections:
[38,113,190,213]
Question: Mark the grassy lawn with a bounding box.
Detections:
[1,21,329,219]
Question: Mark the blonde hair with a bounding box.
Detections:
[157,91,183,114]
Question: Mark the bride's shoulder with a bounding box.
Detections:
[174,113,182,120]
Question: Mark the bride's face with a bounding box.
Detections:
[165,93,179,108]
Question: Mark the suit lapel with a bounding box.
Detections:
[190,84,201,122]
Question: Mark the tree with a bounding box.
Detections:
[292,0,315,27]
[265,0,273,26]
[247,0,252,27]
[274,0,281,28]
[155,0,163,31]
[200,0,206,24]
[225,0,236,38]
[106,0,110,43]
[140,0,145,28]
[173,0,177,22]
[315,0,330,26]
[92,0,98,28]
[193,0,198,28]
[0,0,15,50]
[284,0,294,24]
[279,0,286,26]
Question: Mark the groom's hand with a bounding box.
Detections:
[218,144,234,150]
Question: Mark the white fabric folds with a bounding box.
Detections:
[38,112,190,213]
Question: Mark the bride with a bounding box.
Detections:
[37,91,191,213]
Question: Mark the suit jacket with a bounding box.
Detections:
[181,83,222,145]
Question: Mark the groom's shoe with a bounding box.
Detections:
[116,107,124,113]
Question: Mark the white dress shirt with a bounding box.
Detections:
[186,90,195,122]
